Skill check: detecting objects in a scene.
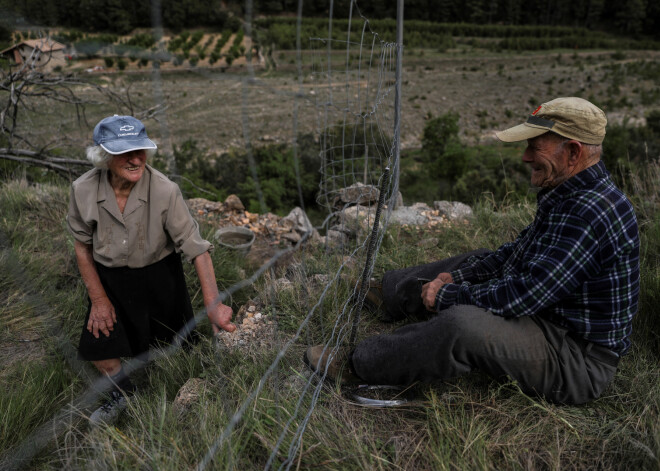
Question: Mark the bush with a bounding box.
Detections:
[422,112,460,159]
[155,136,321,214]
[226,15,242,33]
[125,33,156,49]
[399,112,529,204]
[103,57,114,68]
[236,137,322,214]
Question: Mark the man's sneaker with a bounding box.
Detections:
[89,389,130,426]
[355,278,383,312]
[304,345,362,385]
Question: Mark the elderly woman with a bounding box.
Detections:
[67,115,235,424]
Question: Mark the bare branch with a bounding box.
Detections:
[0,148,92,167]
[0,153,82,177]
[0,46,154,179]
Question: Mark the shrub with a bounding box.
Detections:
[125,33,156,49]
[421,112,460,159]
[399,112,530,204]
[226,15,242,32]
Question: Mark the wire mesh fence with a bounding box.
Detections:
[0,0,404,469]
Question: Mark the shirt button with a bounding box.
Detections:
[123,240,127,244]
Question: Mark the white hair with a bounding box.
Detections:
[585,143,603,160]
[85,145,157,168]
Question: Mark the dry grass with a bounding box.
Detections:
[0,170,658,470]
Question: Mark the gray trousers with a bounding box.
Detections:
[351,251,620,404]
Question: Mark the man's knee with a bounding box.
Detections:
[352,308,489,384]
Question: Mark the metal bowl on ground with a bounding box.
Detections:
[213,225,255,254]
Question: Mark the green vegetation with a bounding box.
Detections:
[401,112,528,203]
[152,135,321,215]
[1,148,659,467]
[6,0,659,41]
[123,33,156,49]
[255,18,660,51]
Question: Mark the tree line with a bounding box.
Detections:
[2,0,659,39]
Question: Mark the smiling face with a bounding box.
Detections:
[107,150,147,190]
[522,133,572,189]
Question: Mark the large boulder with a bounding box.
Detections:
[389,202,432,226]
[224,194,245,212]
[434,201,473,221]
[280,207,314,234]
[333,182,403,209]
[333,182,380,208]
[325,229,349,247]
[337,204,382,237]
[279,207,322,244]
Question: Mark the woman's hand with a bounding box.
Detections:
[194,251,236,334]
[207,302,236,334]
[88,296,117,338]
[74,240,116,338]
[421,272,454,312]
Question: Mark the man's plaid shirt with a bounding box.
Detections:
[437,161,640,355]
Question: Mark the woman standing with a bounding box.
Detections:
[67,115,235,424]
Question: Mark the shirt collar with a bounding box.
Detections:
[96,165,152,221]
[537,161,608,209]
[96,165,152,202]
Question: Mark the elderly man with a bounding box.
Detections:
[305,97,640,404]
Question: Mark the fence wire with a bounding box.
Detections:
[0,0,403,469]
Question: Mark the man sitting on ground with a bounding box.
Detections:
[305,97,640,405]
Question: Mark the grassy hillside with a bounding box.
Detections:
[0,159,658,468]
[2,19,660,469]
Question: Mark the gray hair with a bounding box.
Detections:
[548,132,602,161]
[85,145,157,168]
[584,143,602,161]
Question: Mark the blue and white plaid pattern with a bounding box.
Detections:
[437,161,640,355]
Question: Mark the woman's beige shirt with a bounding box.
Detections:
[67,165,211,268]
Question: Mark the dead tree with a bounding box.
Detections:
[0,44,162,179]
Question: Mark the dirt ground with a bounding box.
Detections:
[23,48,660,159]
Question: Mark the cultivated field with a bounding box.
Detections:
[22,47,660,159]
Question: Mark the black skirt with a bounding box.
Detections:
[78,251,196,361]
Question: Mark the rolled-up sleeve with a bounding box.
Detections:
[164,184,212,262]
[66,185,93,244]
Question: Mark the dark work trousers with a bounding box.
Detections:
[351,250,620,404]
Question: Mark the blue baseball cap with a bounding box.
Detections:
[93,115,157,155]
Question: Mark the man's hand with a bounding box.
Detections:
[421,272,454,312]
[87,297,117,338]
[207,302,236,334]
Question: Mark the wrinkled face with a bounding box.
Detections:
[522,134,570,189]
[107,150,147,187]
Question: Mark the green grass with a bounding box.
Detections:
[0,161,659,469]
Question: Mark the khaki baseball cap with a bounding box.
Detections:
[496,97,607,145]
